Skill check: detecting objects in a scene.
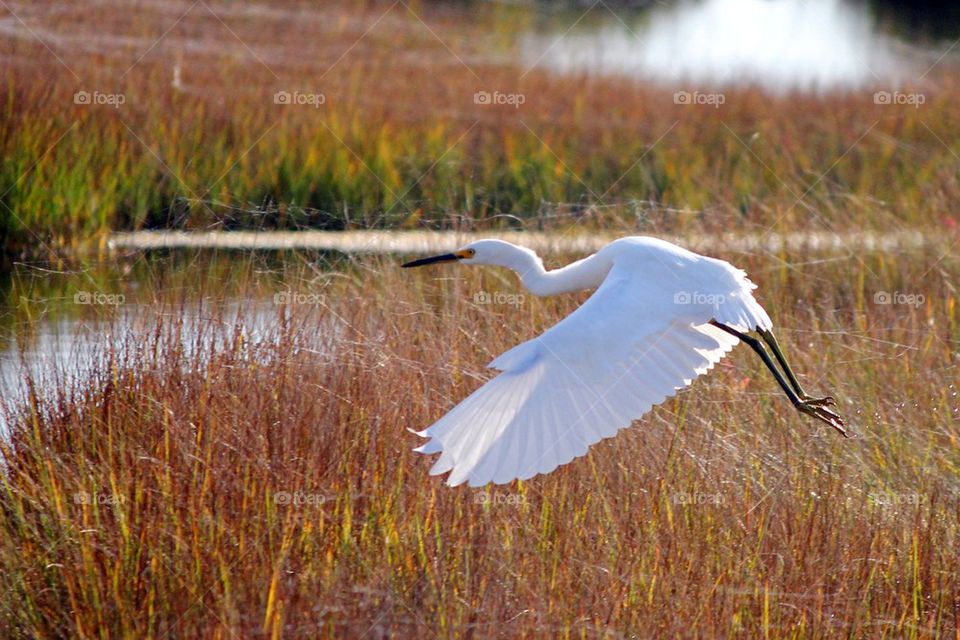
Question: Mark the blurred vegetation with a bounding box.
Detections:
[1,0,959,258]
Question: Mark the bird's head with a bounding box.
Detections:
[401,239,539,270]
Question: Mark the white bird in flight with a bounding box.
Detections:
[402,237,847,487]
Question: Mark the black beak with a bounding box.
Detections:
[401,253,461,268]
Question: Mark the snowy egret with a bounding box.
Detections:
[403,237,846,487]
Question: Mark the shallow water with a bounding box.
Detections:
[0,253,342,439]
[521,0,939,92]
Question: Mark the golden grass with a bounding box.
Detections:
[1,245,958,637]
[1,0,959,254]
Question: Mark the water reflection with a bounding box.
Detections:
[523,0,915,92]
[0,303,287,439]
[0,252,344,439]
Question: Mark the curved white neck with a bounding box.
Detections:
[502,250,612,297]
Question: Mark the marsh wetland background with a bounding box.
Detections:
[1,0,960,637]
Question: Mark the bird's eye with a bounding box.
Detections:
[466,249,475,257]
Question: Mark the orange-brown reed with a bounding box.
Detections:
[1,242,958,637]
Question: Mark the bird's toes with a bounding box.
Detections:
[818,408,845,427]
[827,416,850,438]
[818,405,843,422]
[824,415,848,437]
[798,401,849,437]
[803,395,836,408]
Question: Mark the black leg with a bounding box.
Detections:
[709,320,848,437]
[757,328,835,407]
[709,321,801,405]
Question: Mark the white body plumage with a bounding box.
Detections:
[406,237,781,487]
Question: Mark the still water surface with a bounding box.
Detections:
[522,0,945,91]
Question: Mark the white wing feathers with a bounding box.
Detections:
[414,255,771,487]
[709,267,773,332]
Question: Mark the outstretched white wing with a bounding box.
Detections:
[414,257,771,487]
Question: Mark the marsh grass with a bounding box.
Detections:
[3,1,960,636]
[1,246,958,637]
[2,1,959,255]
